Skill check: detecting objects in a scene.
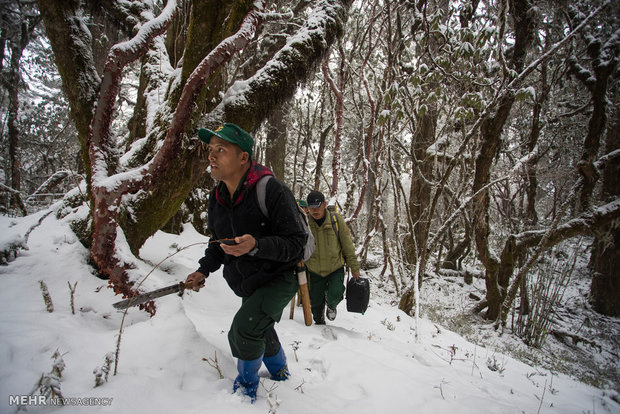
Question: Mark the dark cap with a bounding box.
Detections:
[306,191,325,208]
[198,123,254,157]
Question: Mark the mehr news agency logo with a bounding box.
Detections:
[9,394,113,407]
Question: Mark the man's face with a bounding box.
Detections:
[308,202,326,220]
[207,136,247,181]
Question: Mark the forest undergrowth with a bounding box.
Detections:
[367,243,620,395]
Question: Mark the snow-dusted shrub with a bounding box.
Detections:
[39,280,54,313]
[19,349,66,409]
[515,246,579,347]
[93,352,115,387]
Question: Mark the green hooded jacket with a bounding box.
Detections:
[306,210,360,277]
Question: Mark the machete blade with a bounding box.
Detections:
[112,282,185,310]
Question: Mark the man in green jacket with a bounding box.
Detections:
[305,190,361,324]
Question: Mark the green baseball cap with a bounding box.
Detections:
[198,123,254,157]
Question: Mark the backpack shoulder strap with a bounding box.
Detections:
[256,175,272,218]
[327,209,345,265]
[328,209,340,241]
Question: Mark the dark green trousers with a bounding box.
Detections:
[228,272,298,360]
[308,267,345,321]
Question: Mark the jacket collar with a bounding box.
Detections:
[215,161,273,207]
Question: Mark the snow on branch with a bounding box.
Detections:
[501,148,620,251]
[148,0,268,181]
[90,0,180,187]
[25,171,78,204]
[568,57,594,87]
[97,1,269,193]
[107,1,179,72]
[181,1,267,100]
[508,0,611,90]
[90,0,265,196]
[214,0,352,126]
[322,56,341,96]
[601,28,620,65]
[259,10,294,22]
[516,198,620,250]
[0,182,21,194]
[498,196,620,325]
[595,148,620,168]
[428,147,539,250]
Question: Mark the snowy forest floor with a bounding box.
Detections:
[0,209,619,413]
[367,246,620,393]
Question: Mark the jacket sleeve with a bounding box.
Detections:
[196,243,224,276]
[337,213,361,273]
[196,191,225,276]
[253,178,306,264]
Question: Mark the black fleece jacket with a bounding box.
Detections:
[196,162,306,297]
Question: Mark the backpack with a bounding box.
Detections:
[256,176,316,262]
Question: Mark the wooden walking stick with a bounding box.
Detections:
[296,261,312,326]
[289,293,296,319]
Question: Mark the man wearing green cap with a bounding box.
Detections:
[183,123,306,402]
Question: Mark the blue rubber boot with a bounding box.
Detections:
[263,347,290,381]
[233,356,263,402]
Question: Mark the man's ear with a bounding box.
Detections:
[240,151,250,163]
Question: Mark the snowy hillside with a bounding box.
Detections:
[0,210,618,413]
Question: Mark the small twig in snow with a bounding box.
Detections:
[67,281,78,315]
[434,379,447,400]
[202,351,224,379]
[261,381,280,413]
[294,378,306,394]
[536,378,548,414]
[291,341,301,362]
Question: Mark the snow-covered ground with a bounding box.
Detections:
[1,210,618,413]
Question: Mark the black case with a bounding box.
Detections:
[346,277,370,314]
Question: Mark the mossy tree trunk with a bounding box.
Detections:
[264,105,288,181]
[4,4,38,216]
[472,0,535,320]
[37,0,101,188]
[564,7,620,316]
[322,45,347,198]
[589,109,620,316]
